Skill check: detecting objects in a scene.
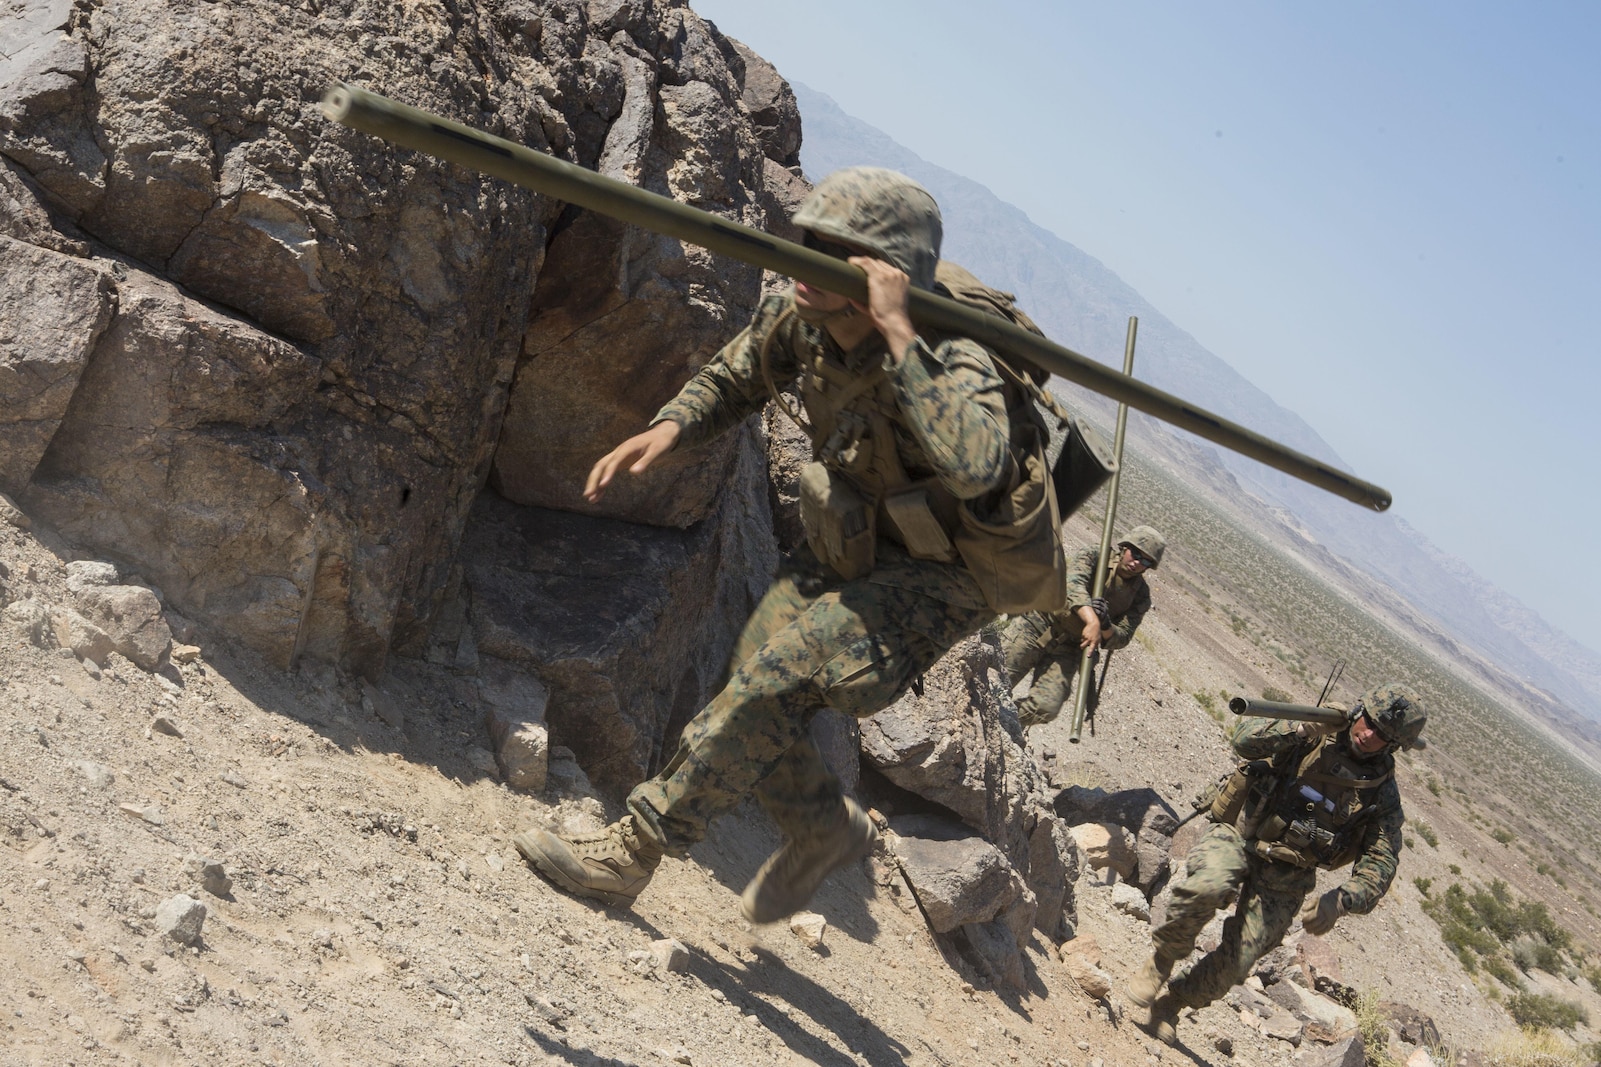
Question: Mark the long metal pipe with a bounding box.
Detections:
[1069,317,1138,742]
[1228,696,1347,726]
[320,84,1392,512]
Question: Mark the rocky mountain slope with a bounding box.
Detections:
[9,489,1589,1067]
[4,2,1600,1065]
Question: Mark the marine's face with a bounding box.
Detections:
[1348,712,1388,756]
[1115,545,1151,579]
[793,278,853,314]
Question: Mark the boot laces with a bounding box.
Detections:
[566,822,633,859]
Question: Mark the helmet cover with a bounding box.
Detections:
[1118,525,1167,569]
[1354,684,1428,750]
[791,167,942,290]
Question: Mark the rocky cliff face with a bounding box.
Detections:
[1,0,802,775]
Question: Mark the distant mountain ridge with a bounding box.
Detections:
[791,83,1601,725]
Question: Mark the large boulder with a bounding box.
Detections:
[0,236,113,492]
[1054,784,1180,894]
[888,814,1031,935]
[1,0,799,683]
[863,635,1078,938]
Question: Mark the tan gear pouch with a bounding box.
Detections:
[953,428,1067,613]
[1202,769,1250,825]
[882,487,957,562]
[798,461,875,580]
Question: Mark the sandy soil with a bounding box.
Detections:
[2,502,1594,1067]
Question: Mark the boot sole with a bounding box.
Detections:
[513,831,642,909]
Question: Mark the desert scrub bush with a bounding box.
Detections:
[1485,1027,1588,1066]
[1261,685,1292,703]
[1192,690,1225,723]
[1413,820,1439,848]
[1493,827,1516,845]
[1484,955,1526,989]
[1511,937,1562,975]
[1414,876,1433,896]
[1427,774,1441,796]
[1584,964,1601,994]
[1505,992,1588,1031]
[1352,990,1401,1067]
[1419,881,1575,987]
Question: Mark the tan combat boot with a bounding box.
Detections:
[514,815,663,907]
[1125,952,1174,1008]
[1140,993,1181,1047]
[741,797,877,924]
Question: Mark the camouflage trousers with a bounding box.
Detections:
[999,613,1087,727]
[627,548,990,855]
[1153,823,1317,1009]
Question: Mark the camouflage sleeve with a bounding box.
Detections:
[1228,716,1305,760]
[1062,548,1101,613]
[651,294,798,450]
[1339,782,1404,914]
[885,336,1012,500]
[1103,578,1151,652]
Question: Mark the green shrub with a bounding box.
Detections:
[1505,992,1587,1031]
[1414,876,1433,897]
[1412,820,1439,848]
[1492,827,1516,845]
[1426,775,1441,796]
[1261,686,1293,703]
[1484,955,1525,989]
[1450,864,1463,875]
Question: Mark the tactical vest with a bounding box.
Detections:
[761,299,1067,614]
[1242,736,1394,870]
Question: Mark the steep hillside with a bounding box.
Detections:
[7,482,1599,1066]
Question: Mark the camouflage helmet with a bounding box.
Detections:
[1353,684,1428,750]
[791,167,942,290]
[1118,525,1167,569]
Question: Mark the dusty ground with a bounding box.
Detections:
[3,500,1597,1067]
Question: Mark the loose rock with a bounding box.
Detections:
[651,937,690,972]
[183,854,232,897]
[789,912,827,949]
[1110,881,1150,921]
[155,895,207,945]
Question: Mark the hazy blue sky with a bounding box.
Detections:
[691,0,1601,653]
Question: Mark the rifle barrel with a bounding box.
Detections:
[1228,697,1347,726]
[321,84,1392,512]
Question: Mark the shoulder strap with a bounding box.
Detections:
[759,303,811,436]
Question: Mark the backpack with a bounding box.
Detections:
[933,262,1115,519]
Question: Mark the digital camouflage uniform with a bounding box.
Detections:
[629,286,1014,853]
[516,167,1055,917]
[1000,541,1153,727]
[1155,714,1404,1009]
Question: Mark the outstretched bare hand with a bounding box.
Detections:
[583,420,681,503]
